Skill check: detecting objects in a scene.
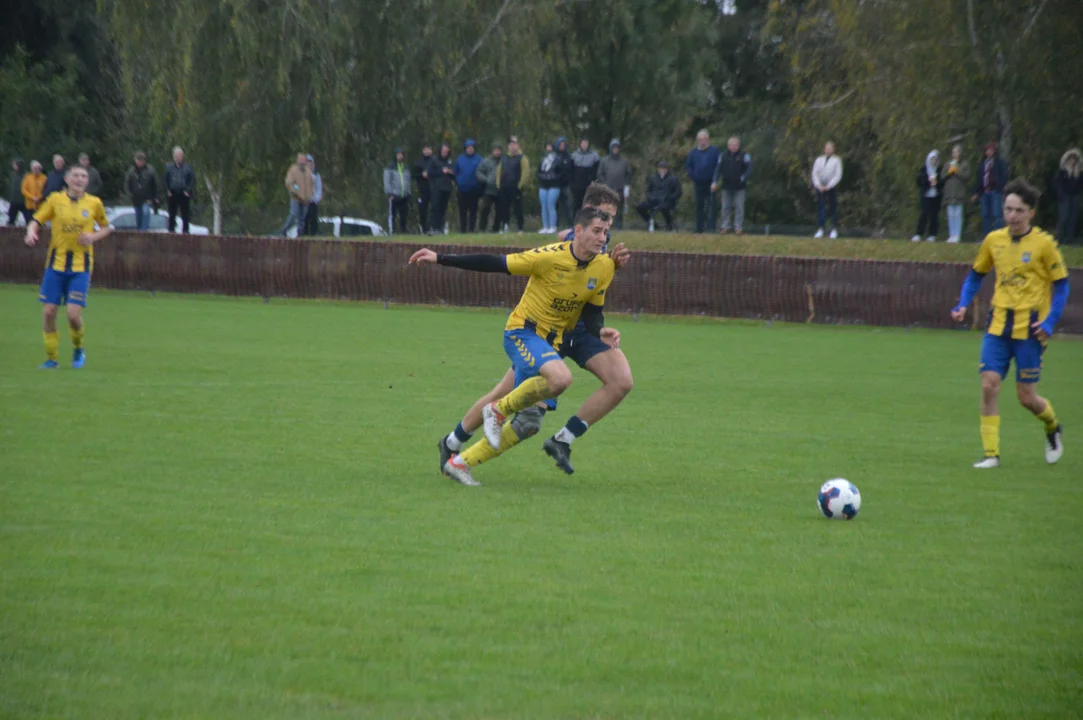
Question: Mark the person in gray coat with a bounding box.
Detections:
[597,138,629,229]
[475,143,503,232]
[384,148,412,234]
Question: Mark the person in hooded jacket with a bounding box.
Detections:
[476,143,503,233]
[570,138,600,215]
[413,143,433,233]
[1055,148,1081,244]
[454,139,483,233]
[536,141,562,234]
[384,148,412,235]
[427,143,455,235]
[912,149,944,242]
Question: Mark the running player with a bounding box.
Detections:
[951,178,1069,467]
[24,165,111,369]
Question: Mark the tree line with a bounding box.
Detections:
[2,0,1079,236]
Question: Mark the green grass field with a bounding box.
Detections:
[2,284,1081,719]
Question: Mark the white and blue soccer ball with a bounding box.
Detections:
[818,479,861,520]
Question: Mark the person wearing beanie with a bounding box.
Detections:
[454,139,483,232]
[476,143,503,232]
[413,143,434,233]
[426,142,455,235]
[384,147,412,234]
[597,138,629,229]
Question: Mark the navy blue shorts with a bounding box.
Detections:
[980,333,1045,383]
[40,269,91,307]
[559,327,612,369]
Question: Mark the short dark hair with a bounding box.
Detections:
[134,151,146,162]
[574,206,608,227]
[1004,178,1040,209]
[581,181,620,209]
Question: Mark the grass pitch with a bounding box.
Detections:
[1,284,1081,719]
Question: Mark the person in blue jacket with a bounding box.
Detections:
[454,139,483,233]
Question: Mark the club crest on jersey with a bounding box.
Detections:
[1021,252,1031,263]
[586,278,597,290]
[82,209,89,217]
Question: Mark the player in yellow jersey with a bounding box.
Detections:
[409,206,615,485]
[951,179,1070,468]
[24,165,112,369]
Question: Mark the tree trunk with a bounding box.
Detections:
[204,172,223,235]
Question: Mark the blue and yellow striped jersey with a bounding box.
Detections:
[505,241,615,347]
[33,192,108,273]
[973,227,1069,339]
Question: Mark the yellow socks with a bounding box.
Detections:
[460,422,522,468]
[495,376,551,416]
[43,331,59,361]
[70,324,84,349]
[980,415,1000,458]
[1036,400,1059,434]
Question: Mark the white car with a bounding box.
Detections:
[286,215,387,239]
[106,206,210,235]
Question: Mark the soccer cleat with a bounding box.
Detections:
[829,229,838,239]
[542,437,575,475]
[72,348,86,369]
[973,456,1001,469]
[481,402,506,450]
[926,236,936,243]
[39,359,59,369]
[1045,425,1064,465]
[437,437,454,475]
[813,228,824,238]
[911,235,922,242]
[443,455,480,487]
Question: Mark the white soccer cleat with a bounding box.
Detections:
[946,235,960,244]
[926,235,936,242]
[443,454,480,486]
[1045,425,1064,464]
[481,402,507,450]
[973,456,1001,469]
[814,228,824,239]
[829,229,838,239]
[911,235,922,242]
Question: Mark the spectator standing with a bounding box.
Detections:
[279,152,312,236]
[912,149,944,242]
[554,137,574,227]
[453,139,482,233]
[536,141,561,234]
[597,138,630,229]
[413,143,433,234]
[79,153,102,196]
[497,136,530,234]
[570,138,600,214]
[303,154,322,235]
[384,148,412,235]
[711,136,752,235]
[812,141,843,238]
[7,159,25,226]
[686,130,721,233]
[163,146,196,233]
[1054,147,1081,244]
[973,142,1007,234]
[637,160,682,231]
[125,151,159,230]
[476,143,502,233]
[942,144,971,243]
[427,143,455,235]
[43,154,67,198]
[20,161,46,224]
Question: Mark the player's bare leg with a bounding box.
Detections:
[1016,381,1064,464]
[40,303,60,368]
[67,304,86,369]
[975,371,1002,468]
[544,344,633,475]
[438,369,515,474]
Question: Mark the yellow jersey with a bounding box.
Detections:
[33,192,108,273]
[504,241,616,347]
[972,227,1069,339]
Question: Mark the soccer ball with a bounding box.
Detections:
[817,479,861,520]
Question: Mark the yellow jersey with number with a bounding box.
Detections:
[972,227,1068,339]
[504,241,615,347]
[33,192,108,273]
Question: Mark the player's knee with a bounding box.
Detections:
[42,305,59,321]
[980,374,1000,396]
[609,369,634,398]
[510,406,545,440]
[66,306,82,323]
[1015,383,1038,408]
[545,366,573,395]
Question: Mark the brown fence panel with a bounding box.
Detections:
[1,228,1079,333]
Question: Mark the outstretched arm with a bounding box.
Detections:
[409,248,509,273]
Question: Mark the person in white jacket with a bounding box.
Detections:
[812,141,843,238]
